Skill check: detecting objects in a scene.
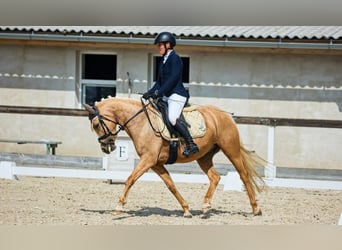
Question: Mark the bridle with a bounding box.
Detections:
[89,98,155,148]
[93,110,122,144]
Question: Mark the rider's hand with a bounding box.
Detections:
[151,90,159,100]
[142,91,151,100]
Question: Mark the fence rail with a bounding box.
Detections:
[0,105,88,117]
[1,105,342,128]
[234,116,342,128]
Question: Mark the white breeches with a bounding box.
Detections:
[162,93,187,126]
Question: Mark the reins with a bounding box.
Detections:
[140,98,163,135]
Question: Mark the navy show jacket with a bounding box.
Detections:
[149,50,189,99]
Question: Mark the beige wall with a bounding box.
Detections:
[0,113,99,157]
[0,43,341,170]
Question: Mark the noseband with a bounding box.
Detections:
[88,106,124,145]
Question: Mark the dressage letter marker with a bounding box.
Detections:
[116,140,129,161]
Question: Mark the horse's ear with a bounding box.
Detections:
[84,104,96,115]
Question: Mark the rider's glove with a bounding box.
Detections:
[142,91,152,100]
[150,90,159,100]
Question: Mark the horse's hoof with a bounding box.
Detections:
[112,204,125,216]
[253,209,262,216]
[112,210,123,216]
[202,208,210,214]
[183,212,193,218]
[202,203,211,214]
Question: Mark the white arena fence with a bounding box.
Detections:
[1,161,342,192]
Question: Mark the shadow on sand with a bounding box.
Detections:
[80,207,252,220]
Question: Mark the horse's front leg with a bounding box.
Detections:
[113,158,153,215]
[151,164,192,218]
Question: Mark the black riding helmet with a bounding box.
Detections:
[154,32,176,48]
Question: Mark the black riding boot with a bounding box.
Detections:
[174,119,199,157]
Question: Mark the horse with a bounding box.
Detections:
[84,97,265,218]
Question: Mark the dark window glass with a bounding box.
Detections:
[83,54,117,80]
[85,86,116,106]
[181,57,190,83]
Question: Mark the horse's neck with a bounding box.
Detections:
[104,99,149,140]
[107,99,141,125]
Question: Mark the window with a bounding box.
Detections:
[79,53,117,106]
[151,55,190,88]
[84,85,116,106]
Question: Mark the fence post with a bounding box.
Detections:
[0,161,18,180]
[265,125,276,178]
[102,154,109,170]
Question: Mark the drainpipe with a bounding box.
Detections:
[0,32,341,50]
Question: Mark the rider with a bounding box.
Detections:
[142,31,199,157]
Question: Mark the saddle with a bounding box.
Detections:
[154,100,206,164]
[155,99,206,141]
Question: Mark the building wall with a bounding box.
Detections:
[0,45,76,107]
[0,43,341,170]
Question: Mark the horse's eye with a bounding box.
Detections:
[93,123,100,130]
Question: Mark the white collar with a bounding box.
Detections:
[163,50,173,63]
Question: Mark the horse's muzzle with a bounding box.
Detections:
[101,141,116,154]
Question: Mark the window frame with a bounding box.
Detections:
[77,51,117,107]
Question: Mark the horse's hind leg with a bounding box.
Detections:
[221,147,261,216]
[197,148,221,214]
[151,164,192,218]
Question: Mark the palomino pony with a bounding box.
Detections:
[84,97,265,218]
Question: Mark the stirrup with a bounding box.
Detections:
[182,144,199,157]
